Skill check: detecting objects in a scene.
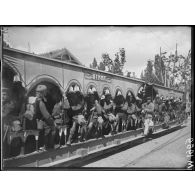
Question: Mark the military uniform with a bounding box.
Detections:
[142,97,154,136]
[153,95,160,124]
[114,91,126,132]
[35,85,55,149]
[125,92,138,130]
[66,85,87,145]
[126,102,137,130]
[85,88,103,139]
[101,91,117,135]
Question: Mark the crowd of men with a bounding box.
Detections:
[2,82,188,155]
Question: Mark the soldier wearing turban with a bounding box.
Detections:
[125,91,138,131]
[100,89,117,135]
[66,85,87,145]
[113,90,126,132]
[85,87,104,139]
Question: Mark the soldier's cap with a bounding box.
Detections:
[156,94,160,98]
[36,85,47,92]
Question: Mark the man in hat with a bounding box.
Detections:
[142,96,154,137]
[35,85,56,150]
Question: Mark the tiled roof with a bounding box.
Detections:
[39,47,83,66]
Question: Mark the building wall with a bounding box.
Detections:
[3,47,184,99]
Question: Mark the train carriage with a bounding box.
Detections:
[2,47,184,160]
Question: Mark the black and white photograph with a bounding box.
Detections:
[1,26,193,170]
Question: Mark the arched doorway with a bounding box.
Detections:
[2,63,26,117]
[28,79,63,112]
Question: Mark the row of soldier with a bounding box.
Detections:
[3,83,186,153]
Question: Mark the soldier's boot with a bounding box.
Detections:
[111,122,117,135]
[66,122,77,146]
[85,122,93,140]
[79,125,87,142]
[100,126,105,138]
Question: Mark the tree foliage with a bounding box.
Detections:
[141,49,191,91]
[90,48,126,76]
[90,57,98,69]
[98,62,106,71]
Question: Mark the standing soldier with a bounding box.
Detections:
[52,95,64,145]
[35,85,56,150]
[142,96,154,138]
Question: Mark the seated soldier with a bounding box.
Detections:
[171,97,177,120]
[162,97,170,128]
[135,96,143,129]
[126,92,137,131]
[159,96,166,123]
[66,85,87,146]
[114,90,127,132]
[85,87,104,139]
[153,94,160,124]
[100,89,117,135]
[167,98,174,121]
[23,96,37,130]
[142,96,154,137]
